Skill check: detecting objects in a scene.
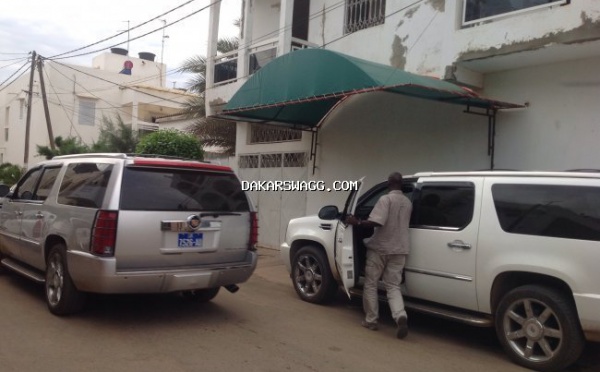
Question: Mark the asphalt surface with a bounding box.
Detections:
[0,247,598,372]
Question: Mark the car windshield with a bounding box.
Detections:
[120,167,250,212]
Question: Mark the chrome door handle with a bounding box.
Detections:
[35,212,44,219]
[447,240,471,250]
[15,211,23,216]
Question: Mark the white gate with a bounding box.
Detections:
[238,152,308,249]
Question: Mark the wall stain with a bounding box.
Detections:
[390,35,408,69]
[405,5,420,19]
[426,0,445,12]
[458,11,600,62]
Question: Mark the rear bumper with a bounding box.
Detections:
[574,293,600,342]
[67,250,258,294]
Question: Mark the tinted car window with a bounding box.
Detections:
[58,163,114,208]
[356,183,414,217]
[412,183,474,229]
[493,184,600,241]
[34,167,61,201]
[120,167,250,212]
[13,168,43,200]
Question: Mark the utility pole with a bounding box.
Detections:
[23,51,36,168]
[37,56,55,150]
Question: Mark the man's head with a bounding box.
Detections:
[388,172,403,190]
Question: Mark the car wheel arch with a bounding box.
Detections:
[44,234,67,264]
[490,271,576,315]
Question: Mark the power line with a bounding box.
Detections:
[48,0,202,59]
[49,0,221,61]
[42,63,82,140]
[47,58,193,105]
[203,0,426,94]
[0,60,31,92]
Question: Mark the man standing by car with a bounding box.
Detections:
[346,172,412,339]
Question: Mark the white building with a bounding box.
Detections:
[0,49,196,168]
[205,0,600,248]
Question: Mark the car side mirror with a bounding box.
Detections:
[318,205,339,220]
[0,184,10,197]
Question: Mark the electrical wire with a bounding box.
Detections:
[203,0,426,94]
[0,61,31,93]
[47,58,192,105]
[48,0,202,60]
[49,0,221,61]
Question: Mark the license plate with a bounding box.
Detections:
[178,232,203,248]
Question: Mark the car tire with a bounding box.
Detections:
[495,285,584,372]
[179,287,220,302]
[291,245,338,304]
[45,244,86,316]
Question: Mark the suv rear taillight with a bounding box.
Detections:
[91,210,118,256]
[249,211,258,251]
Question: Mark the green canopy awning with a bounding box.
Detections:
[215,48,524,129]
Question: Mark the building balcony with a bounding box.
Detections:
[454,0,600,75]
[206,37,318,116]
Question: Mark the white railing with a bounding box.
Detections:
[462,0,569,27]
[212,37,317,86]
[291,37,319,50]
[214,50,239,86]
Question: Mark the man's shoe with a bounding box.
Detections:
[396,315,408,339]
[361,320,378,331]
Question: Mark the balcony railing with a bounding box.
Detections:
[462,0,568,27]
[214,50,239,85]
[213,38,318,86]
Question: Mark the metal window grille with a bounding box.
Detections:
[249,124,302,144]
[239,155,260,169]
[260,153,283,168]
[283,152,308,168]
[78,99,96,126]
[344,0,386,34]
[463,0,568,26]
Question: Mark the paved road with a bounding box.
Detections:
[1,247,598,372]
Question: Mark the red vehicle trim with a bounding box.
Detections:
[132,158,232,172]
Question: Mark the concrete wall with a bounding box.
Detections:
[485,56,600,171]
[305,91,490,214]
[0,53,194,168]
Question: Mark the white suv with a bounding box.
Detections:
[0,154,258,315]
[281,171,600,372]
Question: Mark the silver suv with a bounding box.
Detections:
[0,154,258,315]
[281,171,600,372]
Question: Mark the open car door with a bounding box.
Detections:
[335,177,364,297]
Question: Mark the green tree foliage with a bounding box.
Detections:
[136,129,204,160]
[36,136,91,160]
[92,115,138,153]
[0,163,24,185]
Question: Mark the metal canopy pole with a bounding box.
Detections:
[310,129,318,175]
[463,106,498,170]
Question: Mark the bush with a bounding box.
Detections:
[135,129,204,160]
[0,163,24,185]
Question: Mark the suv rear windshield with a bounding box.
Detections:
[120,167,250,212]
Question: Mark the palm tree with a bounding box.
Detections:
[179,36,239,156]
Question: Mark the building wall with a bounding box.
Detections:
[0,53,195,168]
[486,56,600,171]
[305,91,490,214]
